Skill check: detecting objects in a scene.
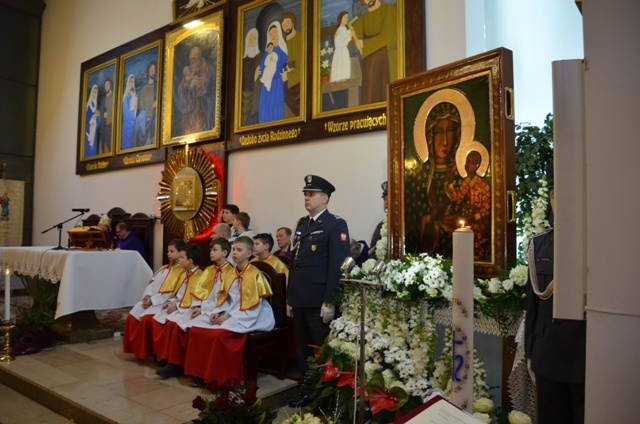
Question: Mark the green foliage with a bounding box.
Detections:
[515,114,554,229]
[18,274,57,329]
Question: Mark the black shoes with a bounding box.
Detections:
[155,363,182,379]
[190,377,206,387]
[288,393,313,408]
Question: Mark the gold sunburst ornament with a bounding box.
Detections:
[158,145,220,239]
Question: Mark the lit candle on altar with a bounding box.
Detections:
[4,267,10,322]
[451,224,474,412]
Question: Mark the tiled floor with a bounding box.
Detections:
[0,336,301,424]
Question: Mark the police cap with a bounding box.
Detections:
[303,174,335,196]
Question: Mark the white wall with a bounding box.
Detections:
[484,0,584,126]
[34,1,583,271]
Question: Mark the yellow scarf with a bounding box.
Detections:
[177,268,203,308]
[191,262,233,301]
[251,254,289,279]
[157,264,187,294]
[217,263,273,311]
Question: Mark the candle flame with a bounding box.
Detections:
[459,220,466,228]
[4,268,9,276]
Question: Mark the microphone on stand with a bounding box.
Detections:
[72,208,90,213]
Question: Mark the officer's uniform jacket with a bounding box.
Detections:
[287,209,350,308]
[525,226,586,384]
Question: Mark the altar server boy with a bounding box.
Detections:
[154,238,233,380]
[122,239,186,359]
[183,236,275,385]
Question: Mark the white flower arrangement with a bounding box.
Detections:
[375,214,388,260]
[519,178,551,256]
[327,289,437,401]
[307,187,551,421]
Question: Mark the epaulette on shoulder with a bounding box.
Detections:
[331,213,344,220]
[533,227,553,238]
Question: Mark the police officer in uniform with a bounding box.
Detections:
[525,163,586,423]
[288,175,350,407]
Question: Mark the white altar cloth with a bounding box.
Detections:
[0,246,152,319]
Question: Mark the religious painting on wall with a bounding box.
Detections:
[78,59,118,162]
[313,0,405,119]
[162,10,224,146]
[387,48,516,277]
[76,26,168,175]
[233,0,307,133]
[116,41,163,154]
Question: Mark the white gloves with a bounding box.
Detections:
[320,302,335,324]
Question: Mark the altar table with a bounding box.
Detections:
[0,246,152,319]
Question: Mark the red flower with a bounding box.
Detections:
[316,359,341,382]
[368,390,401,415]
[220,378,240,396]
[241,386,258,406]
[337,371,356,388]
[192,396,206,411]
[214,395,231,410]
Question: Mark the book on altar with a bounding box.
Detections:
[394,395,484,424]
[67,226,112,250]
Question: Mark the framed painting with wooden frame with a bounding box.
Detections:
[233,0,307,133]
[312,0,406,119]
[78,58,118,162]
[387,48,516,277]
[162,10,224,146]
[116,40,163,155]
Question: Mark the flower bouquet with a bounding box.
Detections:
[191,379,276,424]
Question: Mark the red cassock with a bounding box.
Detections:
[153,320,189,365]
[122,314,156,359]
[183,327,248,384]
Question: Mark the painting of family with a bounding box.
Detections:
[118,42,162,153]
[236,0,305,130]
[315,0,402,117]
[81,59,117,161]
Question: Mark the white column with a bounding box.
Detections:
[552,59,586,320]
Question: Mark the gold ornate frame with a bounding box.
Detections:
[387,48,515,277]
[158,145,221,239]
[233,0,307,133]
[312,0,405,120]
[116,40,163,155]
[162,11,224,146]
[79,58,118,162]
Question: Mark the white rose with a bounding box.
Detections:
[473,412,491,424]
[473,397,494,413]
[502,279,514,291]
[508,410,532,424]
[488,278,501,293]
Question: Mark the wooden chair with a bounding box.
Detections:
[276,254,291,268]
[82,207,155,267]
[244,261,288,382]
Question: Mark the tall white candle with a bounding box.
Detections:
[451,226,474,412]
[4,268,10,322]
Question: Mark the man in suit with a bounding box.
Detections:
[525,162,586,423]
[288,174,350,407]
